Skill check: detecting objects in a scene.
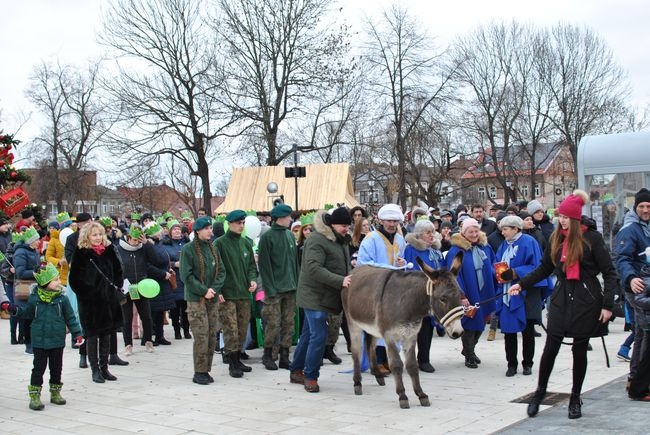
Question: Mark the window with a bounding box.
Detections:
[534,183,541,197]
[477,187,486,200]
[489,186,497,199]
[521,185,529,198]
[49,204,58,216]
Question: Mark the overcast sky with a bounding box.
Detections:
[2,0,649,181]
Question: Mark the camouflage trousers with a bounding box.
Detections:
[262,292,296,348]
[218,299,251,354]
[186,300,220,373]
[327,313,342,346]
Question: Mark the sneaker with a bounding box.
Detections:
[290,370,305,384]
[145,341,155,353]
[124,345,133,356]
[617,351,631,362]
[487,329,496,341]
[304,379,319,393]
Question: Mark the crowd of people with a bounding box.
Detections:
[1,187,649,420]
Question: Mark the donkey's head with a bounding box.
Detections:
[416,252,465,339]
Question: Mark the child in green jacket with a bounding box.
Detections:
[1,263,83,411]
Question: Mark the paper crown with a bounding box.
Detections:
[324,203,334,210]
[56,212,71,223]
[131,212,141,221]
[246,210,257,216]
[144,222,163,237]
[214,215,226,224]
[128,226,142,239]
[22,227,40,245]
[155,216,165,226]
[162,211,174,221]
[0,251,6,262]
[180,210,192,220]
[12,232,23,244]
[167,219,181,228]
[300,212,315,226]
[99,216,112,228]
[34,263,60,286]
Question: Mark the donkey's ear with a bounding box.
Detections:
[416,256,441,279]
[449,251,464,276]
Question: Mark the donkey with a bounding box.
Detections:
[342,253,465,409]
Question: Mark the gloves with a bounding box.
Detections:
[72,336,85,348]
[1,301,17,314]
[500,268,516,282]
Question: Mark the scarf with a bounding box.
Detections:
[38,286,62,304]
[91,244,106,256]
[501,232,522,307]
[560,226,587,281]
[471,245,487,291]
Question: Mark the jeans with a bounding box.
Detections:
[289,309,328,381]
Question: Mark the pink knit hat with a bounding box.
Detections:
[461,217,481,234]
[558,190,588,220]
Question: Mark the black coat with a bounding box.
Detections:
[519,222,618,339]
[68,244,124,337]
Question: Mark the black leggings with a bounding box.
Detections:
[537,334,589,395]
[31,347,64,386]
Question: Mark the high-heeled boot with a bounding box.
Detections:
[99,335,117,381]
[568,393,582,419]
[527,387,547,417]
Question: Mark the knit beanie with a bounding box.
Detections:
[527,199,544,216]
[634,188,650,210]
[558,190,588,220]
[461,218,480,235]
[328,207,352,225]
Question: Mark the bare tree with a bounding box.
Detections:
[100,0,234,211]
[538,24,631,173]
[216,0,352,165]
[26,60,109,211]
[364,5,454,208]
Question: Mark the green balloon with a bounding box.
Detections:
[137,279,160,298]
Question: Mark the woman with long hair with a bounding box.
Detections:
[509,190,617,419]
[68,222,124,384]
[179,217,225,385]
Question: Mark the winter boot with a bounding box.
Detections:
[323,345,342,365]
[228,352,244,378]
[183,326,192,339]
[49,383,66,405]
[222,352,230,364]
[279,347,291,369]
[568,393,582,419]
[79,354,88,369]
[28,385,45,410]
[109,353,129,366]
[235,351,252,373]
[99,335,117,381]
[527,387,547,417]
[262,347,278,370]
[174,326,182,340]
[88,337,105,383]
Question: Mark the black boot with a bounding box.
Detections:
[79,355,88,369]
[527,387,547,417]
[236,351,252,373]
[279,347,291,369]
[109,353,129,366]
[183,327,192,339]
[228,352,244,378]
[323,345,342,365]
[222,352,230,364]
[87,337,104,383]
[262,347,278,370]
[174,327,182,340]
[568,393,582,419]
[99,335,117,381]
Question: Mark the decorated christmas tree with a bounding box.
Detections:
[0,131,32,219]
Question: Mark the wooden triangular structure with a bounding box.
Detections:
[215,163,358,213]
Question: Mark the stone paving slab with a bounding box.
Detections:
[0,318,633,434]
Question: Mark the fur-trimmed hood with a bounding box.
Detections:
[405,231,441,251]
[450,232,487,250]
[313,209,337,242]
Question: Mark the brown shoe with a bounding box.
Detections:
[290,370,305,384]
[304,379,320,393]
[371,364,391,377]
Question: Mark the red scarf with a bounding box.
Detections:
[91,244,106,256]
[559,225,587,280]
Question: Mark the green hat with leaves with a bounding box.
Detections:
[167,219,181,229]
[128,226,143,240]
[131,212,141,221]
[162,211,174,221]
[144,222,163,237]
[300,212,315,226]
[34,263,60,286]
[56,212,72,224]
[99,216,112,228]
[181,210,192,220]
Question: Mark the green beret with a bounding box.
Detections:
[271,204,292,218]
[226,209,247,223]
[193,216,212,231]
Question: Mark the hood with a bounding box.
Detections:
[13,241,33,252]
[50,229,60,239]
[405,231,442,251]
[313,209,337,242]
[622,209,645,228]
[450,231,487,251]
[534,213,551,225]
[580,215,597,231]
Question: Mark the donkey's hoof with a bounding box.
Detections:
[399,399,410,409]
[354,385,362,395]
[376,376,386,386]
[419,396,430,407]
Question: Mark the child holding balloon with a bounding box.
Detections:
[68,221,125,384]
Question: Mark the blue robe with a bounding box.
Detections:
[357,230,405,269]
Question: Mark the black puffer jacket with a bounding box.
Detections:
[518,216,618,338]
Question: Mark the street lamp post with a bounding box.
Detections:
[367,180,375,214]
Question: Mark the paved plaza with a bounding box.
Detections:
[0,317,637,434]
